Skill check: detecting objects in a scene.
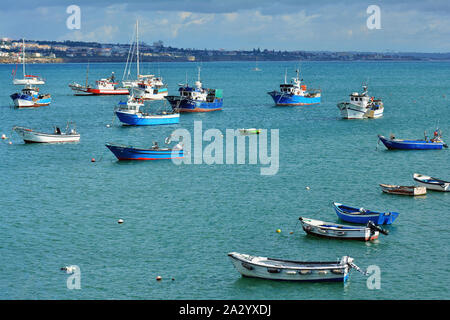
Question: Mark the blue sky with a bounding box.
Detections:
[1,0,449,52]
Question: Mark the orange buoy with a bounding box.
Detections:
[156,276,162,281]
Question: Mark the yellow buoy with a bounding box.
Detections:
[276,229,281,233]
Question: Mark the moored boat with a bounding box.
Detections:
[12,39,45,85]
[379,184,427,196]
[267,69,321,106]
[299,217,388,241]
[337,84,383,119]
[239,128,261,135]
[228,252,365,282]
[413,173,450,192]
[10,85,51,107]
[165,67,223,112]
[13,123,80,143]
[378,130,447,150]
[333,202,399,225]
[105,141,183,161]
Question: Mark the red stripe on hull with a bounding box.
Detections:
[87,89,129,95]
[275,102,320,106]
[178,108,222,113]
[116,157,184,161]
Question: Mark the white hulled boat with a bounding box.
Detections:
[337,84,383,119]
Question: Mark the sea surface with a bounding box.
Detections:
[0,61,449,300]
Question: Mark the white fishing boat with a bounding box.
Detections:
[12,39,45,85]
[228,252,366,282]
[413,173,450,192]
[13,123,80,143]
[299,217,388,241]
[337,84,383,119]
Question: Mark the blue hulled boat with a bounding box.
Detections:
[105,142,183,161]
[115,96,180,126]
[333,202,399,225]
[165,67,223,112]
[10,85,51,108]
[378,130,448,150]
[268,69,321,106]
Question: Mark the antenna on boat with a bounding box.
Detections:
[284,68,287,84]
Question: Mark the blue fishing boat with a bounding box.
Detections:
[10,85,51,108]
[165,67,223,112]
[115,96,180,126]
[333,202,399,225]
[267,69,321,106]
[105,142,183,161]
[378,130,447,150]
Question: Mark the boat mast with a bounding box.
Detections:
[85,61,89,88]
[136,20,140,77]
[284,68,287,84]
[22,38,25,78]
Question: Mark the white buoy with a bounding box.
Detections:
[118,219,124,224]
[106,124,111,128]
[305,186,310,190]
[1,134,6,140]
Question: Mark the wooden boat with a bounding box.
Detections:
[228,252,364,282]
[378,132,448,150]
[299,217,388,241]
[333,202,399,225]
[379,184,426,196]
[413,173,450,192]
[105,142,183,161]
[13,124,80,143]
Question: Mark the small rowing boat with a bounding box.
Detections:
[413,173,450,192]
[13,124,80,143]
[333,202,399,225]
[379,184,426,196]
[228,252,366,282]
[238,128,261,135]
[299,217,388,241]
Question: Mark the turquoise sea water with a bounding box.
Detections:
[0,61,449,299]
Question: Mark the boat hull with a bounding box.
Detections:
[166,96,223,112]
[379,184,427,196]
[13,127,80,143]
[413,173,450,192]
[268,91,321,106]
[228,252,350,282]
[105,143,183,160]
[333,202,399,225]
[115,110,180,126]
[299,217,379,241]
[10,93,51,107]
[86,88,129,95]
[378,135,444,150]
[337,102,383,119]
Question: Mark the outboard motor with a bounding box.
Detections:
[367,221,389,235]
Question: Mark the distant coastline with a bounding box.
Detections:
[1,37,450,64]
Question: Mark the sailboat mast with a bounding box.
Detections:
[22,38,25,77]
[136,20,140,77]
[85,61,89,88]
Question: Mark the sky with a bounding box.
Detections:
[1,0,450,52]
